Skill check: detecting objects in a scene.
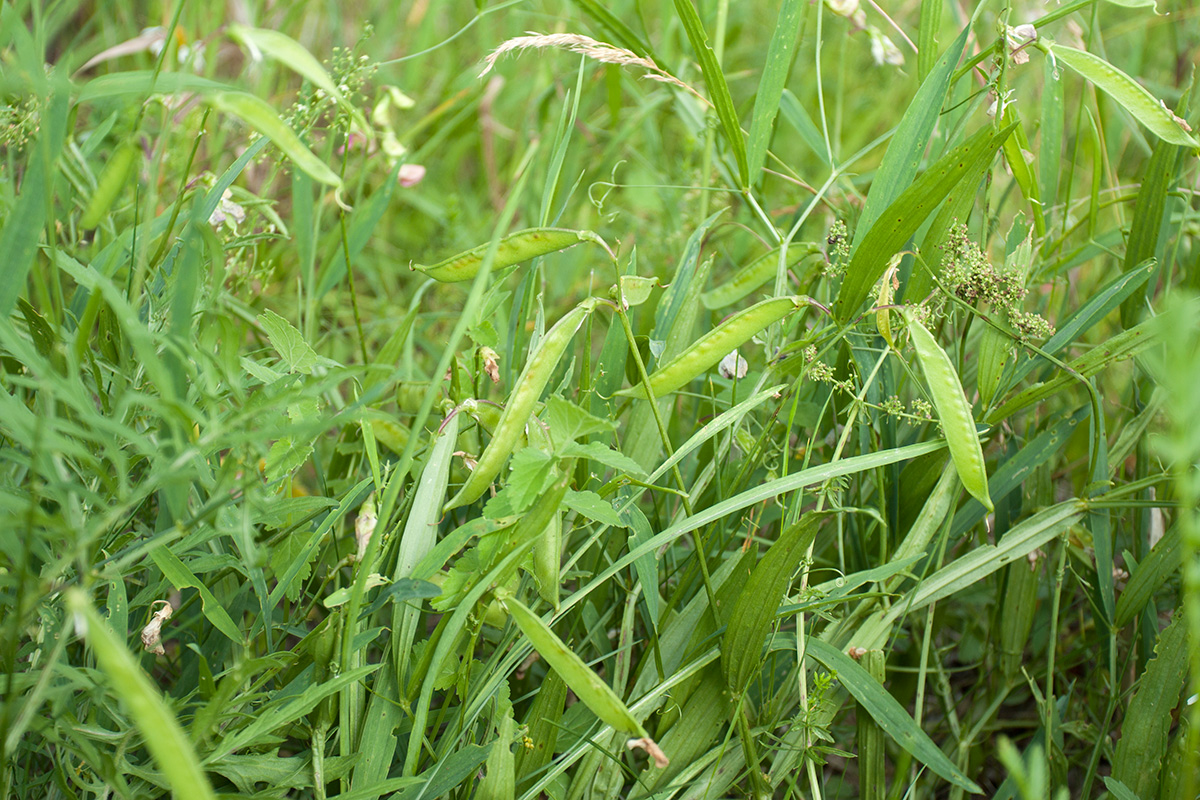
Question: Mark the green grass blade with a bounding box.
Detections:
[805,639,982,793]
[917,0,943,82]
[671,0,748,186]
[0,90,66,316]
[568,0,659,61]
[1115,524,1181,628]
[746,0,806,183]
[148,546,244,645]
[1040,55,1065,233]
[65,589,217,800]
[850,25,970,252]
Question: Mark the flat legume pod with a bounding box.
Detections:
[905,312,993,512]
[619,296,808,399]
[445,300,596,510]
[413,228,609,283]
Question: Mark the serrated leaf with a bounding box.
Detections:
[545,395,616,443]
[265,437,314,482]
[258,309,319,374]
[505,449,558,512]
[269,531,318,603]
[561,441,648,479]
[563,489,623,527]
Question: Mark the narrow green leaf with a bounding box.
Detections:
[917,0,943,82]
[228,25,366,130]
[567,0,659,61]
[722,514,821,694]
[851,25,971,252]
[148,546,244,645]
[0,90,67,316]
[76,70,232,102]
[805,639,982,793]
[671,0,748,186]
[207,90,343,188]
[746,0,805,181]
[66,589,217,800]
[838,124,1014,320]
[1050,43,1199,147]
[1040,55,1065,230]
[1115,524,1181,628]
[1120,79,1191,325]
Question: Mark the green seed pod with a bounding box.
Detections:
[619,296,808,400]
[445,300,596,510]
[81,140,139,229]
[533,509,562,610]
[700,242,823,309]
[498,591,652,741]
[905,312,993,512]
[413,228,610,283]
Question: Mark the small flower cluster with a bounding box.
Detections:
[937,224,1055,341]
[882,394,935,425]
[825,220,850,277]
[0,95,40,153]
[805,345,856,394]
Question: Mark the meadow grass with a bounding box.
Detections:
[2,1,1198,798]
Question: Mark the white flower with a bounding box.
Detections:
[719,350,749,380]
[869,29,904,67]
[208,189,246,231]
[827,0,859,17]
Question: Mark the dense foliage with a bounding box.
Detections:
[2,1,1198,798]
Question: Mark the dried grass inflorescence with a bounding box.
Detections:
[478,32,707,105]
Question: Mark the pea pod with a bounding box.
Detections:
[80,140,139,228]
[619,296,808,399]
[1049,43,1199,148]
[445,300,596,510]
[414,228,610,283]
[498,591,651,740]
[906,312,993,512]
[700,242,823,309]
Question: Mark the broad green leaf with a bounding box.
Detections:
[66,589,217,800]
[851,25,971,252]
[1050,43,1199,147]
[207,90,344,188]
[671,0,748,186]
[805,639,982,793]
[837,124,1014,320]
[746,0,806,182]
[563,489,622,527]
[722,514,821,694]
[1113,613,1190,799]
